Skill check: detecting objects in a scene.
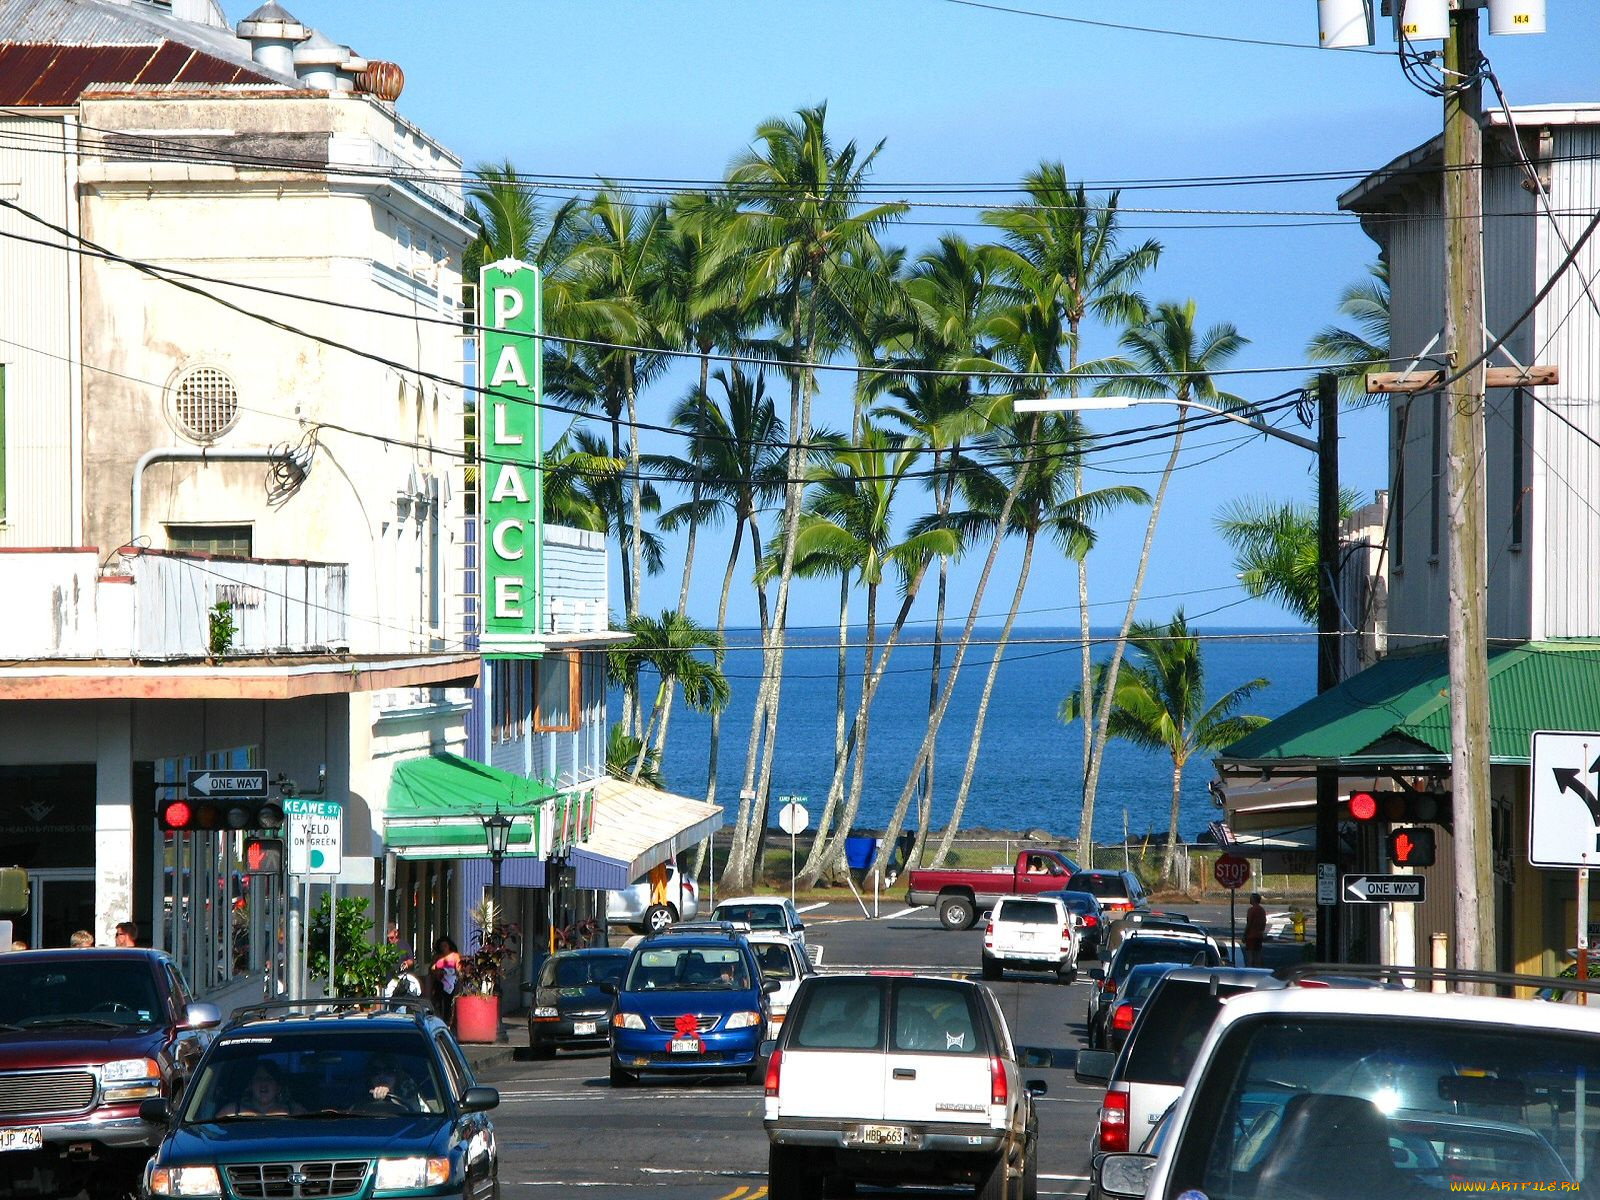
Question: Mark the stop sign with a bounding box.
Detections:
[1213,853,1251,890]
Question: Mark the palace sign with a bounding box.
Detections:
[480,259,544,656]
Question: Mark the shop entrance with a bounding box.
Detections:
[23,870,96,948]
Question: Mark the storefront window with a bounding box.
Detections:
[533,654,579,733]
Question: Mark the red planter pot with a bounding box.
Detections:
[453,992,500,1043]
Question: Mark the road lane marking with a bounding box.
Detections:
[712,1188,749,1200]
[795,902,828,914]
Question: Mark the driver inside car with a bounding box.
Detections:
[362,1054,419,1111]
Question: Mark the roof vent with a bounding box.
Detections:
[292,29,348,91]
[236,2,308,78]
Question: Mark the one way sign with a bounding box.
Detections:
[1529,730,1600,869]
[1343,874,1426,904]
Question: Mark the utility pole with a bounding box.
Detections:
[1315,371,1342,962]
[1443,3,1496,973]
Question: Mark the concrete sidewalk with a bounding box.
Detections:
[457,1009,532,1075]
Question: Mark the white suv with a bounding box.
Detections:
[1096,969,1600,1200]
[763,972,1044,1200]
[982,895,1078,983]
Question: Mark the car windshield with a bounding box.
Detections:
[1115,939,1220,981]
[625,945,751,991]
[1124,981,1259,1086]
[544,954,627,988]
[1121,966,1177,1005]
[181,1031,445,1122]
[1068,874,1129,899]
[998,900,1060,925]
[753,943,797,980]
[1055,894,1096,915]
[1169,1015,1600,1199]
[713,904,786,930]
[0,959,163,1027]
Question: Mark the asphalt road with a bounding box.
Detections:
[475,904,1103,1199]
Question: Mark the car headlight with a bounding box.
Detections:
[725,1011,762,1029]
[375,1156,451,1190]
[613,1012,646,1030]
[102,1057,162,1102]
[534,1006,560,1019]
[148,1166,221,1197]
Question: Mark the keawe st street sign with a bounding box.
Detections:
[187,770,267,798]
[1529,730,1600,868]
[285,797,342,876]
[1342,874,1426,904]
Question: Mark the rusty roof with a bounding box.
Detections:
[0,41,268,105]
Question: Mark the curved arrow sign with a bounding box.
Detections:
[1530,731,1600,869]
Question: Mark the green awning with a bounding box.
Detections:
[1217,640,1600,773]
[385,753,559,859]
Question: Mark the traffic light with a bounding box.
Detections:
[243,837,285,874]
[1346,790,1451,826]
[158,797,285,833]
[1387,826,1437,868]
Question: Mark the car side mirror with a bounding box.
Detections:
[184,1002,222,1030]
[793,922,805,931]
[1098,1153,1157,1199]
[1075,1049,1116,1086]
[138,1097,170,1124]
[1087,966,1105,981]
[980,910,993,922]
[460,1086,500,1113]
[760,1038,778,1058]
[520,980,536,993]
[598,981,617,995]
[763,979,781,994]
[1025,1078,1049,1096]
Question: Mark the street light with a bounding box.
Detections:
[481,809,514,921]
[1019,376,1345,959]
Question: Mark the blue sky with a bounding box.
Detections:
[258,1,1597,631]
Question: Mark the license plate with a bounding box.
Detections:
[861,1125,906,1147]
[0,1128,41,1153]
[573,1021,597,1035]
[670,1038,700,1053]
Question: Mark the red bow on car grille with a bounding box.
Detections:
[673,1012,705,1050]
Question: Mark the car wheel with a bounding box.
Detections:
[643,904,676,934]
[530,1041,556,1060]
[1058,962,1076,985]
[981,954,1002,981]
[609,1060,636,1088]
[769,1144,821,1200]
[938,896,975,930]
[748,1057,767,1085]
[1022,1137,1039,1200]
[974,1148,1011,1200]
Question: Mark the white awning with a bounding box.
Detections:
[576,777,723,885]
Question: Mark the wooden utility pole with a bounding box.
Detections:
[1315,372,1342,962]
[1443,4,1496,973]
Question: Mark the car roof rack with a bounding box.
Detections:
[224,996,434,1029]
[1272,962,1600,998]
[645,920,746,940]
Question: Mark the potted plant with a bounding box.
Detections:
[453,902,520,1043]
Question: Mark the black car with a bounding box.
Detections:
[140,998,499,1200]
[1085,936,1222,1049]
[1102,962,1178,1053]
[526,947,630,1058]
[1045,889,1108,958]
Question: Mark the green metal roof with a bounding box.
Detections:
[1218,640,1600,770]
[386,753,557,819]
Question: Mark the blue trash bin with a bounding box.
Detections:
[843,836,878,871]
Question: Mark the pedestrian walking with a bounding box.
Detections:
[431,936,461,1023]
[1244,893,1267,967]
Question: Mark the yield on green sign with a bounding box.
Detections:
[285,797,342,876]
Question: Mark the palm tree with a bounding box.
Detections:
[464,160,581,281]
[1307,261,1390,407]
[1214,489,1361,622]
[621,610,731,781]
[1060,610,1269,881]
[1077,300,1248,862]
[922,412,1146,871]
[607,723,663,790]
[716,104,908,892]
[982,165,1160,866]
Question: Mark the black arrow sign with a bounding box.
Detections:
[1555,767,1600,824]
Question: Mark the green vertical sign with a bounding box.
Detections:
[480,260,543,655]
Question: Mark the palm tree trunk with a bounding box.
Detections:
[703,518,745,811]
[651,483,702,766]
[1163,758,1185,883]
[803,571,852,877]
[1082,416,1188,854]
[912,452,955,873]
[633,684,666,782]
[1074,459,1098,865]
[829,582,878,879]
[934,529,1036,866]
[625,361,644,623]
[863,423,1036,888]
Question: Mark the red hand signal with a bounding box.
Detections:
[1393,832,1414,863]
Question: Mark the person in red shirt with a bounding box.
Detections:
[1244,893,1267,967]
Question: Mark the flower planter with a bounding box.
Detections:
[453,992,500,1043]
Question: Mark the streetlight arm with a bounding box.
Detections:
[1014,394,1318,454]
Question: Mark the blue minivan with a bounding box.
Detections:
[608,928,775,1087]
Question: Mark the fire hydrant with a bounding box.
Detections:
[1291,910,1307,942]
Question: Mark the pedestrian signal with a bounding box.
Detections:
[243,838,285,874]
[1387,826,1437,868]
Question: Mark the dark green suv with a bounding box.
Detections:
[139,998,499,1199]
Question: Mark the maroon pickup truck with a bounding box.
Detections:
[906,849,1081,930]
[0,948,219,1200]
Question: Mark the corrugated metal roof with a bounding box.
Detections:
[1218,641,1600,769]
[0,41,265,104]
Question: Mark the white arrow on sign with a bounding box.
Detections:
[1342,874,1425,903]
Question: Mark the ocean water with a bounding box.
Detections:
[615,625,1315,846]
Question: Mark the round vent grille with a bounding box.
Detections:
[170,366,240,442]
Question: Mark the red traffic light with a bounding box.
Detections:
[160,800,193,830]
[1349,791,1378,821]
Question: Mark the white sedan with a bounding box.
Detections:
[606,863,700,932]
[745,930,815,1037]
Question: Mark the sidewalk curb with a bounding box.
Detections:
[459,1017,528,1075]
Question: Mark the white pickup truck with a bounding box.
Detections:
[763,973,1045,1200]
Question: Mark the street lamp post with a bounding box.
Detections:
[481,809,514,921]
[1018,376,1343,957]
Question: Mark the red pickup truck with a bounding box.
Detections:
[905,849,1081,930]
